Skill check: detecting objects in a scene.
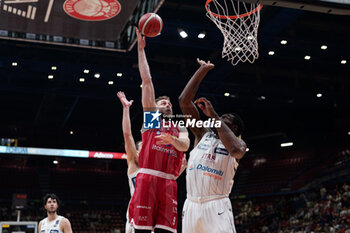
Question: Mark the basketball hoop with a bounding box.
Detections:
[205,0,262,66]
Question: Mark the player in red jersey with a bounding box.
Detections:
[128,29,190,233]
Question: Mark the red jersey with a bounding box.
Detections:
[139,123,183,177]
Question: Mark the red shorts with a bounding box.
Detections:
[128,173,178,232]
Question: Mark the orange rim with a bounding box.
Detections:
[205,0,263,19]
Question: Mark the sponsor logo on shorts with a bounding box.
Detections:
[218,211,225,215]
[63,0,121,21]
[136,205,151,210]
[138,216,148,221]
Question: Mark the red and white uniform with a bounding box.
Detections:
[129,122,183,233]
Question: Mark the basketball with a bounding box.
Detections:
[138,13,163,37]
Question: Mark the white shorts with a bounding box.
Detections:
[182,197,236,233]
[126,209,135,233]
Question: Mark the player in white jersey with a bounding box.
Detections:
[179,59,247,233]
[38,193,73,233]
[118,91,142,233]
[117,91,187,233]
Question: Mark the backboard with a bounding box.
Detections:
[241,0,350,14]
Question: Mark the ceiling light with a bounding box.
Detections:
[12,62,18,66]
[316,93,322,98]
[51,66,57,70]
[235,47,242,51]
[94,73,100,78]
[280,40,287,45]
[260,96,266,100]
[178,28,188,38]
[108,81,114,85]
[348,132,350,135]
[53,160,58,164]
[246,148,249,152]
[281,142,293,147]
[117,73,122,77]
[198,31,206,39]
[321,45,327,50]
[247,35,254,40]
[268,51,275,56]
[341,60,347,64]
[79,78,85,82]
[140,84,142,88]
[304,55,311,60]
[84,69,89,74]
[70,130,74,135]
[224,93,230,97]
[48,75,54,79]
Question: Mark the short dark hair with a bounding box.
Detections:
[229,113,244,136]
[43,193,60,207]
[155,96,170,104]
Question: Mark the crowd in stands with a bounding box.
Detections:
[234,183,350,233]
[0,206,126,233]
[1,148,349,232]
[1,182,349,233]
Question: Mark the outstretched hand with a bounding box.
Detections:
[136,28,146,50]
[155,133,175,145]
[197,58,215,70]
[117,91,134,108]
[194,97,218,118]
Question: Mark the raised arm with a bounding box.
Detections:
[178,59,214,145]
[195,97,246,160]
[117,92,138,174]
[136,28,156,111]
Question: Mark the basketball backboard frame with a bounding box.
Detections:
[238,0,350,15]
[0,221,37,233]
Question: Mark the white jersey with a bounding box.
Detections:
[128,170,139,196]
[40,216,63,233]
[186,131,239,201]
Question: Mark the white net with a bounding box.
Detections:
[205,0,262,66]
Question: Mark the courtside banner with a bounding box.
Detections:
[0,0,140,41]
[0,145,126,159]
[88,151,126,159]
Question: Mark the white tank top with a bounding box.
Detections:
[128,170,139,196]
[186,131,239,202]
[40,216,63,233]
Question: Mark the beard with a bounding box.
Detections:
[47,210,57,214]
